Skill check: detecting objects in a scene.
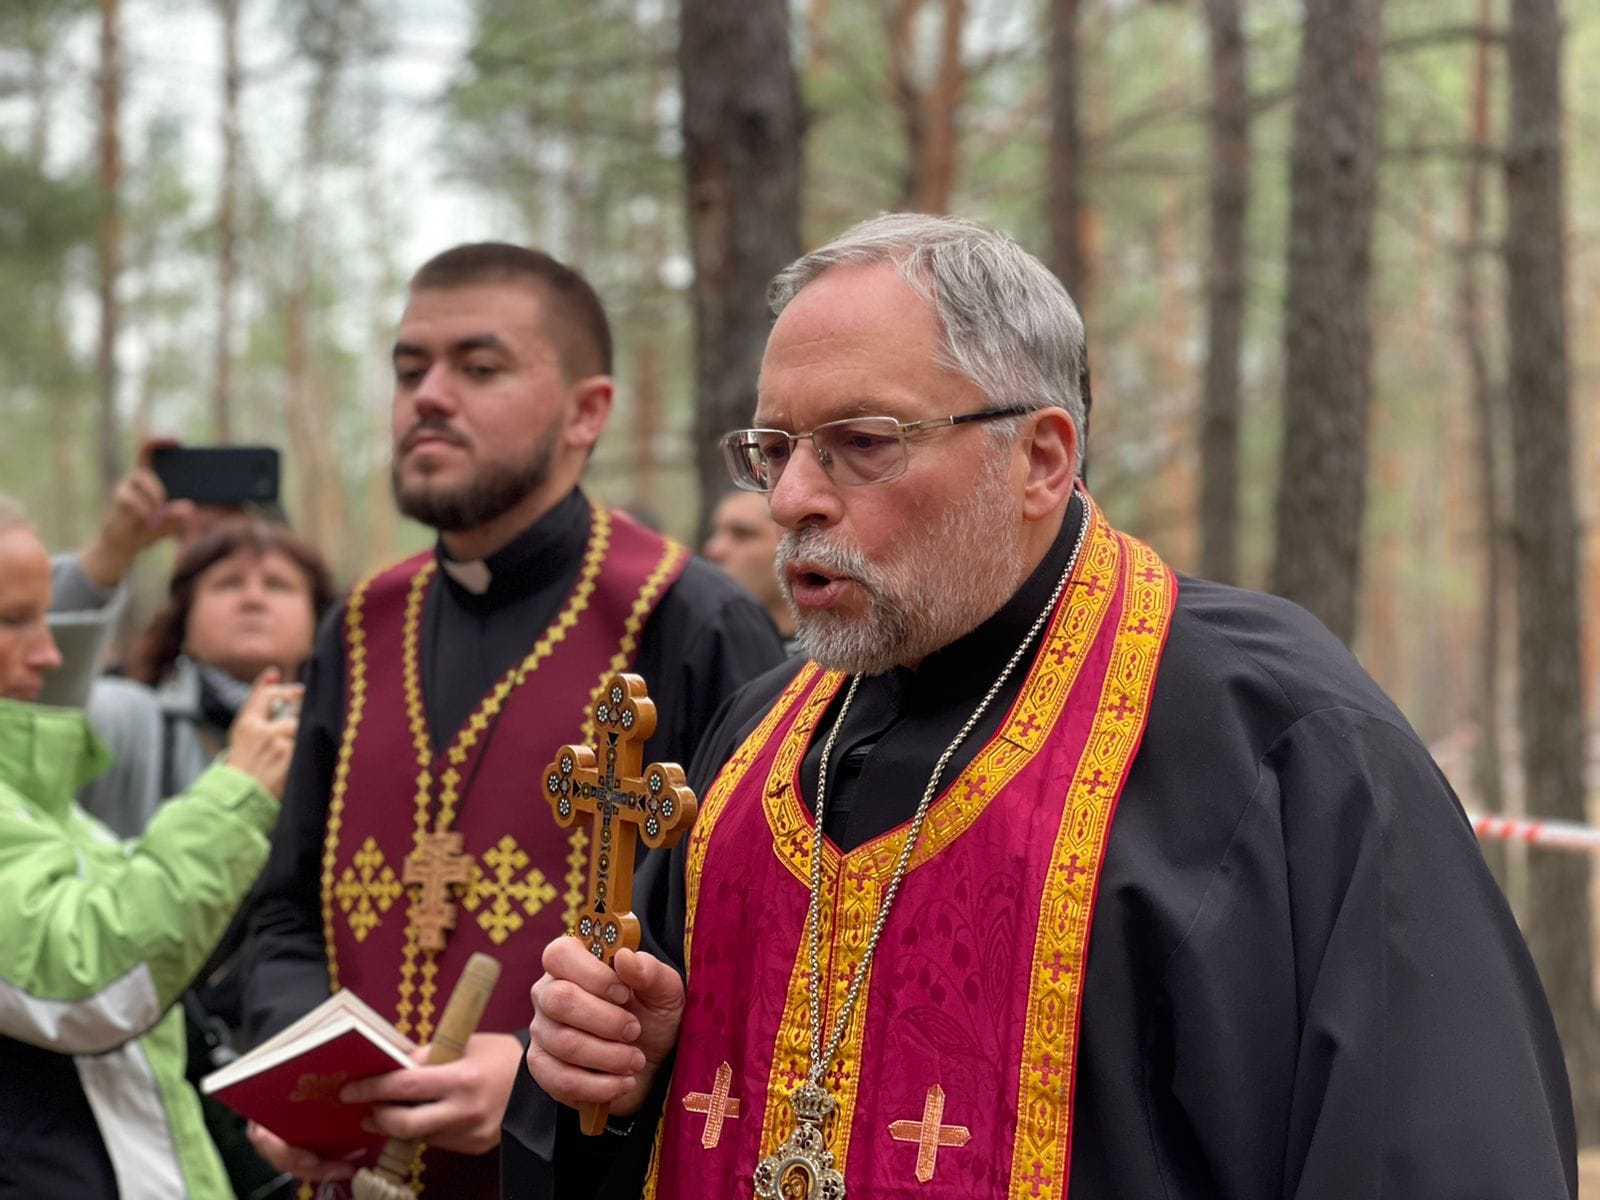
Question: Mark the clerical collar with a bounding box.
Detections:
[433,487,591,608]
[885,491,1085,712]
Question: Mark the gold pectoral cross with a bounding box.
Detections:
[404,830,474,952]
[543,673,698,1133]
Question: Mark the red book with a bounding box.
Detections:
[200,990,417,1159]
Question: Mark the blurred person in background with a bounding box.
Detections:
[0,493,301,1200]
[703,487,795,652]
[39,444,198,714]
[82,519,336,837]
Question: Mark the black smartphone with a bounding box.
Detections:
[151,445,280,505]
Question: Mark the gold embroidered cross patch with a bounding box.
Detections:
[460,834,559,944]
[334,836,403,942]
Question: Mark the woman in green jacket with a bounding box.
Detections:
[0,496,302,1199]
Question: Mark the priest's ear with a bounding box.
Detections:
[1020,406,1078,522]
[564,375,614,454]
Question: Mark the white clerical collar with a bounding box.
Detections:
[440,556,492,595]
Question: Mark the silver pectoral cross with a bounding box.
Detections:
[753,1081,846,1200]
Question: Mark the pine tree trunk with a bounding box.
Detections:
[912,0,966,214]
[1459,0,1510,886]
[212,0,242,443]
[1198,0,1248,586]
[1501,0,1596,1135]
[95,0,124,499]
[681,0,802,533]
[1272,0,1383,645]
[1046,0,1086,302]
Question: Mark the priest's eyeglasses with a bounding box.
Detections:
[721,405,1034,493]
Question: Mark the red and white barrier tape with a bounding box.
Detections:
[1467,812,1600,853]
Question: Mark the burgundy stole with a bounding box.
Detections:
[317,504,685,1197]
[646,502,1175,1199]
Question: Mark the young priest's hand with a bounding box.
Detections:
[526,938,686,1117]
[339,1031,524,1155]
[244,1122,357,1183]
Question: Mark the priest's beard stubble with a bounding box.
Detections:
[777,448,1027,676]
[391,420,558,534]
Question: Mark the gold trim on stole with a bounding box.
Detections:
[320,571,376,995]
[1006,530,1174,1200]
[642,663,823,1199]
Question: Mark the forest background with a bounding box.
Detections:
[1,0,1598,1139]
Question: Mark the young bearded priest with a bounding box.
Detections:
[244,243,784,1197]
[508,214,1576,1200]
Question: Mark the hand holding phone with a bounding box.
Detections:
[150,445,281,505]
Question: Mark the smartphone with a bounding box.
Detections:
[151,445,280,505]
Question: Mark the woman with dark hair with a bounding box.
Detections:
[79,520,336,836]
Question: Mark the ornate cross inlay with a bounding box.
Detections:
[887,1085,970,1183]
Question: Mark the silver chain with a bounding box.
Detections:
[802,493,1094,1085]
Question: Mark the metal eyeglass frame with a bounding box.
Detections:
[721,404,1036,493]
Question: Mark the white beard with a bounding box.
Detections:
[778,453,1027,675]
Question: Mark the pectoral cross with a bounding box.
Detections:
[544,672,698,1134]
[404,830,474,952]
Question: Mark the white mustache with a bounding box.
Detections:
[776,530,874,585]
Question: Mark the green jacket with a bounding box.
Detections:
[0,698,278,1199]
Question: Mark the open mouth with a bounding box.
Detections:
[786,563,852,610]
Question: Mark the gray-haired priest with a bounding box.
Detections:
[503,214,1575,1200]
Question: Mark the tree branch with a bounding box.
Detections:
[1386,24,1507,53]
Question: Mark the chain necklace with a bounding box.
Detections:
[753,494,1093,1200]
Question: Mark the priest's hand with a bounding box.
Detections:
[244,1122,358,1183]
[527,938,685,1117]
[339,1031,524,1154]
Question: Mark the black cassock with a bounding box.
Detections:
[502,495,1576,1200]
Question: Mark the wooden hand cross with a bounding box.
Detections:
[544,672,698,1134]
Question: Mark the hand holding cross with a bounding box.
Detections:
[543,672,697,1134]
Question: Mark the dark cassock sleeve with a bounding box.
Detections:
[1162,708,1575,1200]
[243,604,344,1043]
[1068,577,1576,1200]
[500,657,804,1200]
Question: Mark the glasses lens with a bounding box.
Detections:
[813,417,906,485]
[721,430,782,492]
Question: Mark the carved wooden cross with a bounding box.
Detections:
[544,672,698,1134]
[887,1085,970,1183]
[404,830,474,952]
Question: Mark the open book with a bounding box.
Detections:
[201,989,417,1158]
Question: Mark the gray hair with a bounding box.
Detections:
[768,212,1087,475]
[0,495,32,535]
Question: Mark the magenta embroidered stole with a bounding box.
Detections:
[648,505,1175,1199]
